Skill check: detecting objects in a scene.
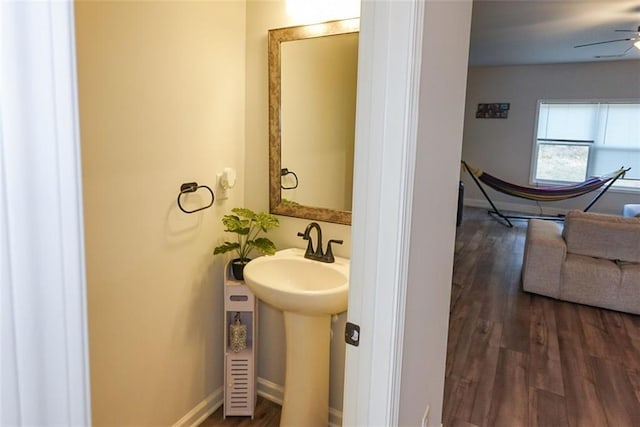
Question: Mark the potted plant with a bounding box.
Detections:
[213,208,279,280]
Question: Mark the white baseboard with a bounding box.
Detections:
[257,377,284,405]
[175,380,344,426]
[172,387,223,427]
[328,406,343,427]
[463,197,568,217]
[257,377,343,427]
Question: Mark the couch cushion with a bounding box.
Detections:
[561,254,621,311]
[618,263,640,315]
[522,220,565,298]
[562,210,640,263]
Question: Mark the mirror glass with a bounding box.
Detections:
[269,19,359,225]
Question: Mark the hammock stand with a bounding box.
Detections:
[461,161,630,227]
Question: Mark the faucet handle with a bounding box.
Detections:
[324,239,343,263]
[297,231,314,256]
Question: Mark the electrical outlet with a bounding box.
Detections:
[421,404,430,427]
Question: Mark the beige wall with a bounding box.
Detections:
[78,0,359,421]
[75,1,246,425]
[461,60,640,215]
[245,0,355,412]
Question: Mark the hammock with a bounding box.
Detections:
[461,161,630,227]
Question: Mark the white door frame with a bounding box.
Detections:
[1,1,91,425]
[342,1,424,425]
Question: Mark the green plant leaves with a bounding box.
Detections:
[221,215,250,235]
[255,212,280,232]
[251,237,276,256]
[231,207,256,219]
[214,208,280,259]
[213,241,240,255]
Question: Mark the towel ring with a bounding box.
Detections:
[280,168,299,190]
[177,182,214,214]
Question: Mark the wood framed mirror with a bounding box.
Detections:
[268,18,359,225]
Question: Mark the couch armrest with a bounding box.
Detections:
[522,219,566,298]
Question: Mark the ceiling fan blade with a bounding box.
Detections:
[594,44,636,59]
[614,26,640,33]
[574,38,632,48]
[595,54,626,58]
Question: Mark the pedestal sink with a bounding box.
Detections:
[243,248,349,427]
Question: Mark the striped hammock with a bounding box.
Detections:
[462,162,628,202]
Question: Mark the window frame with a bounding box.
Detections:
[530,98,640,193]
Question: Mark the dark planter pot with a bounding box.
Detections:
[231,258,251,281]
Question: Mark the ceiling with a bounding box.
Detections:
[469,0,640,66]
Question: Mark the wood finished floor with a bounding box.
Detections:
[444,207,640,427]
[201,397,281,426]
[201,207,640,426]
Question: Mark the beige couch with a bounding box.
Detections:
[522,210,640,315]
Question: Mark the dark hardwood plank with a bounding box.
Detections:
[553,295,610,427]
[590,357,640,426]
[445,310,500,425]
[555,302,593,381]
[453,318,503,426]
[487,349,529,427]
[443,375,472,425]
[577,305,623,362]
[462,246,501,318]
[528,297,564,396]
[528,388,569,427]
[447,301,483,378]
[601,310,640,371]
[499,223,531,355]
[447,417,481,427]
[624,314,640,337]
[452,223,488,287]
[627,368,640,405]
[449,281,466,312]
[500,282,531,354]
[622,314,640,359]
[477,224,515,323]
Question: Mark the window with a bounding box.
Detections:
[533,101,640,190]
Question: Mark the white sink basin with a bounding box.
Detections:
[243,248,349,315]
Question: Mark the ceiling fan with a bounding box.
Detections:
[574,25,640,58]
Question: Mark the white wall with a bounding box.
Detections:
[75,2,246,425]
[399,1,473,425]
[462,60,640,215]
[244,0,354,413]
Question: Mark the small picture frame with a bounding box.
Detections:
[476,103,510,119]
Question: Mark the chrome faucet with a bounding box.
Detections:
[297,222,343,263]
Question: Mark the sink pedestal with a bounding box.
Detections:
[281,312,331,427]
[241,249,349,427]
